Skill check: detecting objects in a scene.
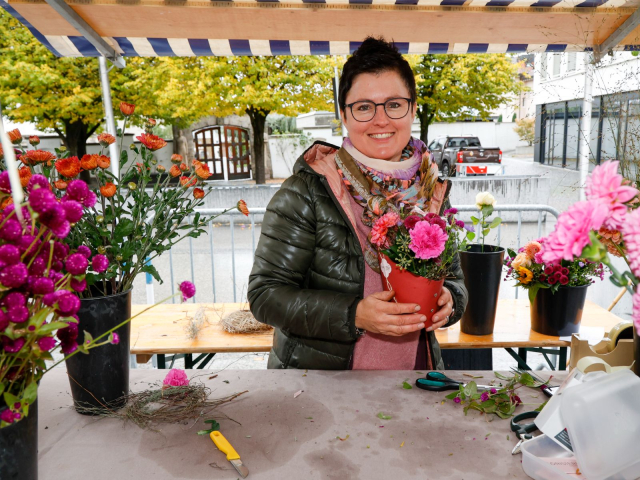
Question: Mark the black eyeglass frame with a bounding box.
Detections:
[343,97,414,122]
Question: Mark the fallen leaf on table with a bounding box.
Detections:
[486,433,491,437]
[305,417,313,419]
[209,375,218,380]
[294,390,304,398]
[302,374,307,377]
[367,445,370,449]
[377,412,392,420]
[415,372,424,375]
[223,380,229,384]
[449,453,453,456]
[402,381,413,390]
[400,441,405,447]
[336,434,350,441]
[507,435,510,441]
[463,374,484,379]
[246,435,252,438]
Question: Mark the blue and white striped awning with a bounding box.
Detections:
[3,0,640,57]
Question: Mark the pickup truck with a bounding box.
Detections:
[427,135,502,177]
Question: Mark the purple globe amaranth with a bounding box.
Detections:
[66,254,88,276]
[49,271,63,284]
[111,332,120,345]
[7,306,29,323]
[3,337,25,353]
[51,260,63,272]
[0,244,21,265]
[56,292,80,316]
[0,311,8,331]
[62,200,83,223]
[66,180,89,202]
[0,408,15,424]
[179,281,196,301]
[27,174,50,194]
[82,191,97,209]
[0,219,22,242]
[57,321,78,343]
[50,220,71,239]
[0,263,28,288]
[60,341,77,355]
[70,277,87,292]
[91,254,109,273]
[37,336,56,352]
[18,235,40,257]
[38,203,66,230]
[28,257,46,276]
[0,171,11,193]
[28,187,57,214]
[76,245,91,259]
[32,277,55,295]
[52,241,69,261]
[3,292,26,308]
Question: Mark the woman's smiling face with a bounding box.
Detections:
[341,70,416,162]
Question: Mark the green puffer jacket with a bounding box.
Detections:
[248,142,468,370]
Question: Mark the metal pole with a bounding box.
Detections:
[99,56,120,179]
[578,58,594,200]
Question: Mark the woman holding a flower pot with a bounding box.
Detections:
[249,37,468,370]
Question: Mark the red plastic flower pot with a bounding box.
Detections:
[379,254,445,329]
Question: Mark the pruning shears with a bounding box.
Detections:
[415,371,494,392]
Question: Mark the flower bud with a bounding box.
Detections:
[129,144,136,151]
[28,135,40,146]
[128,182,137,190]
[96,215,104,223]
[97,246,107,254]
[116,255,123,262]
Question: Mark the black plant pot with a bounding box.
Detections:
[459,244,505,335]
[634,328,640,378]
[65,288,131,414]
[530,285,588,336]
[0,399,37,480]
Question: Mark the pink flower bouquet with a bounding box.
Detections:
[540,161,640,335]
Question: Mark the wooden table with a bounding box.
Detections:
[130,299,624,369]
[38,368,565,479]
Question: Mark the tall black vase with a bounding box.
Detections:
[459,244,505,335]
[65,288,131,414]
[0,399,37,480]
[530,285,588,336]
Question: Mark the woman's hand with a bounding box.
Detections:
[355,291,426,336]
[428,286,454,331]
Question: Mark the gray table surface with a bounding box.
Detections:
[38,368,561,479]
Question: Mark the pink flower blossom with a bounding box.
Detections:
[453,397,461,404]
[585,161,638,230]
[633,290,640,336]
[111,332,120,345]
[163,368,189,387]
[0,245,20,265]
[179,281,196,302]
[37,336,56,352]
[403,215,421,230]
[66,253,88,276]
[409,221,448,260]
[621,208,640,279]
[76,245,91,258]
[370,212,400,248]
[541,200,609,263]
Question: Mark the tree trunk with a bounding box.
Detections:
[247,106,269,184]
[417,107,433,145]
[61,120,95,183]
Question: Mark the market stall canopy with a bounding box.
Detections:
[2,0,640,58]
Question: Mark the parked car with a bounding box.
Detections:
[428,135,502,177]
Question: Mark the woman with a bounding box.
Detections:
[249,37,468,370]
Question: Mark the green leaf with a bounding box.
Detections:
[463,381,478,397]
[23,381,38,404]
[489,217,502,228]
[494,372,512,381]
[528,284,542,303]
[482,228,491,236]
[466,232,476,241]
[377,412,392,420]
[445,392,459,400]
[3,392,18,409]
[37,321,72,335]
[535,401,548,412]
[141,264,162,283]
[402,381,413,390]
[470,216,479,225]
[481,205,494,217]
[518,372,536,387]
[113,218,135,240]
[507,248,517,258]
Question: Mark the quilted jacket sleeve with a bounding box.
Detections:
[248,174,361,344]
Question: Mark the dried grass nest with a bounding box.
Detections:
[220,309,272,334]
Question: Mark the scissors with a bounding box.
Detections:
[510,411,540,455]
[415,372,494,392]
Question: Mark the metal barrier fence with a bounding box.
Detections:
[146,204,560,304]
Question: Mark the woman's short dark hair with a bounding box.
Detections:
[339,37,416,111]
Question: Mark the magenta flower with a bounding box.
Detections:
[424,213,447,232]
[70,277,87,292]
[62,200,83,223]
[585,161,638,230]
[3,337,25,353]
[409,222,448,260]
[453,397,461,404]
[0,408,15,424]
[66,180,89,202]
[57,321,78,343]
[3,292,25,308]
[38,204,66,230]
[32,277,55,295]
[56,292,80,316]
[28,187,57,214]
[60,341,78,355]
[7,306,28,323]
[0,172,10,193]
[455,220,465,229]
[82,191,97,208]
[541,200,609,263]
[91,254,109,273]
[178,281,196,302]
[0,245,20,265]
[37,336,56,352]
[0,219,22,241]
[27,174,50,193]
[0,263,28,288]
[490,388,497,394]
[633,290,640,336]
[480,392,489,402]
[52,242,69,261]
[443,208,458,216]
[0,311,8,331]
[49,220,71,239]
[76,245,91,259]
[66,253,89,276]
[111,332,120,345]
[163,368,189,387]
[403,215,421,230]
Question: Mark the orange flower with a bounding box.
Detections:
[97,133,116,147]
[179,176,197,187]
[1,197,13,210]
[193,188,205,199]
[24,150,56,164]
[237,200,249,217]
[192,159,202,168]
[28,135,40,146]
[119,102,135,116]
[80,154,98,170]
[136,133,167,151]
[147,118,157,126]
[135,162,150,174]
[0,144,3,160]
[170,154,183,164]
[195,164,212,180]
[100,182,117,198]
[97,155,111,169]
[156,165,166,173]
[179,163,188,172]
[19,166,31,188]
[169,165,181,178]
[8,129,22,145]
[54,180,68,190]
[55,156,82,178]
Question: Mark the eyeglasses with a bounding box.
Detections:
[344,97,412,122]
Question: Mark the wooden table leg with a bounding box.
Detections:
[136,354,153,364]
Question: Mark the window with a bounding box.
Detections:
[552,54,561,77]
[567,52,577,72]
[540,53,549,80]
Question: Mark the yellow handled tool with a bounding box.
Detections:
[210,431,249,477]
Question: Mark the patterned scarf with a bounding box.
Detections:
[335,137,439,272]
